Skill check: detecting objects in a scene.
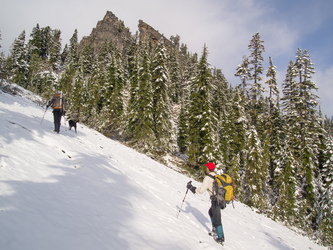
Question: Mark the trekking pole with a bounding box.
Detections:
[177,182,190,218]
[41,107,48,124]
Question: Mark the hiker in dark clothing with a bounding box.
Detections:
[186,162,225,244]
[47,92,66,133]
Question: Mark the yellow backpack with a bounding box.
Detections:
[211,174,234,209]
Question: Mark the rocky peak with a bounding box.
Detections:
[78,11,134,56]
[138,20,172,48]
[78,11,173,57]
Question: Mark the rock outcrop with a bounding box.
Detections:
[138,20,172,48]
[78,11,173,57]
[78,11,134,56]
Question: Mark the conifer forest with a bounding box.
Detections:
[0,23,332,247]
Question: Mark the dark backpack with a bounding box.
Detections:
[52,93,63,111]
[210,174,234,209]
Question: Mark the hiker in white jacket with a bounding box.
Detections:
[186,162,225,244]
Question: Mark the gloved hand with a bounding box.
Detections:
[187,181,196,194]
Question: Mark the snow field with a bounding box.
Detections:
[0,86,327,249]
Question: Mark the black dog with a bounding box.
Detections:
[68,120,77,133]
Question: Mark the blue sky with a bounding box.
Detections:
[1,0,332,117]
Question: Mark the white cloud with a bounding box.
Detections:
[313,66,333,117]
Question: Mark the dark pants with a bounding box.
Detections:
[53,110,62,133]
[209,197,224,239]
[209,198,222,227]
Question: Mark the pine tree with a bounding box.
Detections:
[218,86,247,197]
[248,32,265,126]
[88,41,110,130]
[187,44,216,172]
[217,84,233,167]
[211,68,228,119]
[211,68,231,169]
[47,29,62,95]
[272,144,298,224]
[127,41,139,110]
[265,57,279,116]
[49,29,62,73]
[64,29,79,70]
[177,102,188,153]
[0,50,7,79]
[29,24,51,59]
[294,48,320,231]
[61,44,69,66]
[104,46,125,137]
[265,56,283,201]
[169,35,181,103]
[242,125,269,211]
[126,42,155,152]
[71,42,94,122]
[318,134,333,246]
[281,49,321,232]
[151,40,173,152]
[59,29,78,96]
[8,31,29,87]
[28,26,59,95]
[0,30,6,79]
[235,56,251,95]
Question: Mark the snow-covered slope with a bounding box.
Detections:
[0,84,327,250]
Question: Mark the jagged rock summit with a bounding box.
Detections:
[78,11,133,55]
[138,20,172,47]
[78,11,172,56]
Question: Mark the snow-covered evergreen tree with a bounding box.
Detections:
[242,125,269,212]
[264,56,284,204]
[104,46,125,137]
[48,29,62,73]
[151,40,173,152]
[169,35,181,103]
[265,57,279,115]
[281,48,321,232]
[127,41,139,111]
[248,32,265,126]
[219,86,247,197]
[59,29,78,96]
[235,55,251,95]
[272,144,298,225]
[71,42,94,122]
[211,68,230,169]
[8,31,29,87]
[187,44,217,172]
[294,48,320,231]
[318,134,333,246]
[126,42,155,152]
[87,41,110,130]
[65,29,79,69]
[177,102,188,154]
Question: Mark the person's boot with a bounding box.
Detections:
[54,123,59,133]
[209,226,216,236]
[214,225,225,244]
